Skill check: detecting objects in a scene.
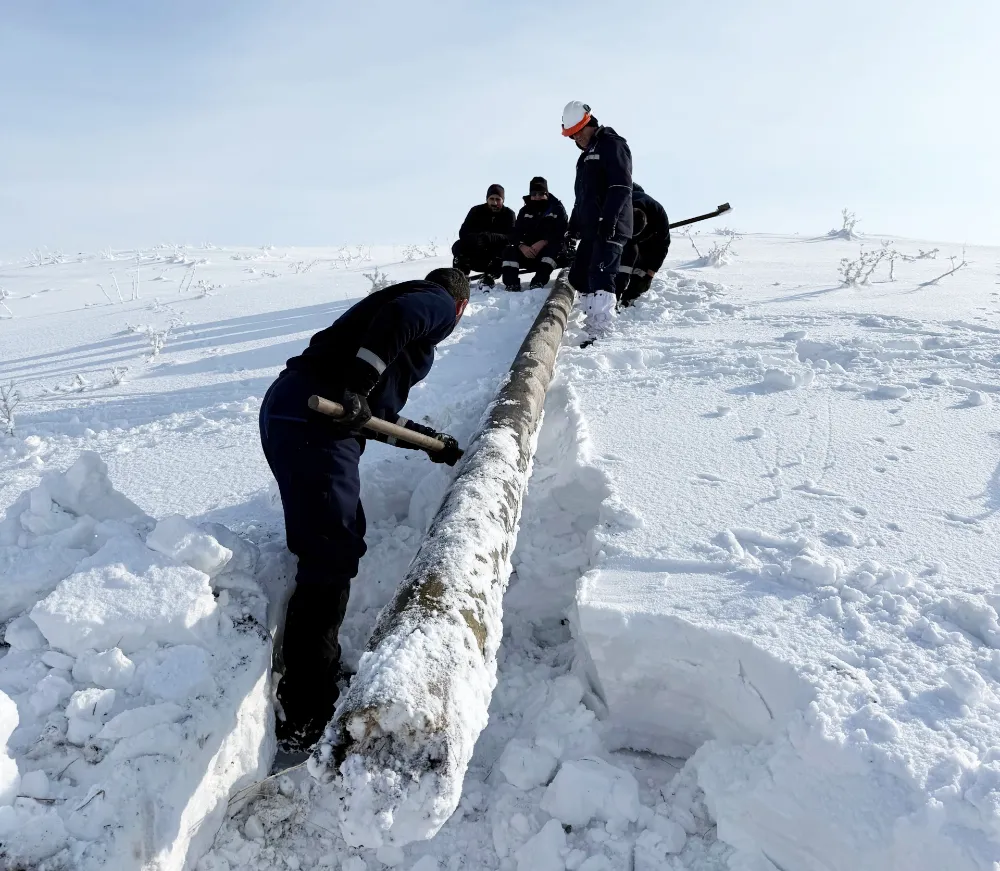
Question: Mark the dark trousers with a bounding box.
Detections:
[616,241,658,303]
[452,236,506,276]
[259,369,367,590]
[500,242,563,287]
[568,237,626,296]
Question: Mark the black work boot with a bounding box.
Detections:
[481,273,496,288]
[275,582,350,751]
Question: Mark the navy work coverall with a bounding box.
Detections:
[567,126,633,297]
[259,281,458,591]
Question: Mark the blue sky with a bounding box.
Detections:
[1,0,995,253]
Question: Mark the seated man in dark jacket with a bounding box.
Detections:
[259,268,468,749]
[501,177,570,291]
[451,184,516,287]
[617,183,670,306]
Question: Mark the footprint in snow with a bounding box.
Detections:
[848,506,868,517]
[703,405,732,418]
[694,473,727,485]
[792,480,845,499]
[943,511,984,533]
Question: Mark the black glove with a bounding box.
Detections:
[427,433,463,466]
[335,388,372,431]
[621,273,652,307]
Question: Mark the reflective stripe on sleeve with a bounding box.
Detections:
[356,347,387,374]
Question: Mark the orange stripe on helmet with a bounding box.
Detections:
[561,112,592,137]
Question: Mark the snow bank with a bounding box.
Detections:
[564,263,1000,870]
[577,523,1000,870]
[0,452,150,622]
[0,454,276,870]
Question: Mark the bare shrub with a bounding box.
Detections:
[363,267,393,293]
[918,249,969,288]
[0,382,20,436]
[828,208,862,240]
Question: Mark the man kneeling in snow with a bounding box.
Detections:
[258,268,469,749]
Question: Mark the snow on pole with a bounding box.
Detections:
[308,276,576,848]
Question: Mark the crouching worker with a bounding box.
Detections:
[259,268,470,749]
[617,183,670,307]
[501,177,569,291]
[452,184,516,287]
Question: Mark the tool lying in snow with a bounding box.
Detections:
[308,394,464,458]
[668,202,732,230]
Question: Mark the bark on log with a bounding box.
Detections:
[307,275,575,848]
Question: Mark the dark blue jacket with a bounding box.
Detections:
[631,183,670,271]
[513,194,569,248]
[285,280,457,421]
[458,203,516,247]
[569,127,633,241]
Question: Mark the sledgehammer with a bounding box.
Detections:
[308,394,463,457]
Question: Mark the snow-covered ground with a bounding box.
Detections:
[1,231,997,869]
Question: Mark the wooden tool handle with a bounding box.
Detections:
[308,395,448,452]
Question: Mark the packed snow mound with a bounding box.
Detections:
[0,451,151,622]
[0,454,280,871]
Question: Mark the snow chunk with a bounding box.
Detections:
[96,702,185,741]
[44,451,148,523]
[540,757,640,829]
[514,818,567,871]
[758,368,814,391]
[147,514,233,577]
[72,647,136,689]
[29,673,74,716]
[65,687,116,744]
[4,615,46,651]
[143,645,215,700]
[868,383,909,400]
[20,769,50,800]
[30,534,219,656]
[497,738,559,790]
[0,691,20,806]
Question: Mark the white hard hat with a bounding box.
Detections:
[561,101,592,137]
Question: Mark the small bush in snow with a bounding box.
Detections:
[839,245,892,286]
[918,249,969,288]
[684,232,739,267]
[107,367,129,387]
[828,208,862,240]
[401,243,436,262]
[0,381,20,435]
[28,248,65,267]
[364,267,393,293]
[841,243,949,286]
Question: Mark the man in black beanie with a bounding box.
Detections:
[452,184,516,287]
[259,268,469,750]
[500,177,570,291]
